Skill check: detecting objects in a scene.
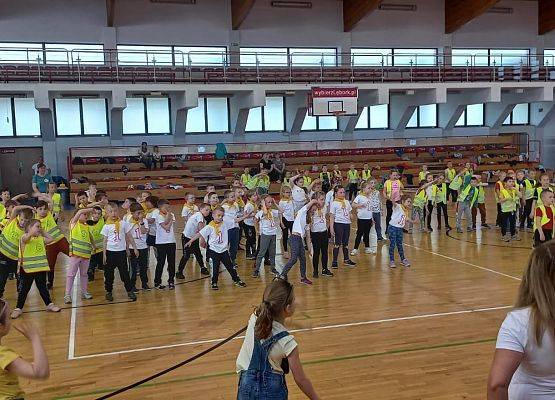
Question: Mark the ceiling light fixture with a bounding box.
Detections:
[271,1,312,9]
[378,3,417,11]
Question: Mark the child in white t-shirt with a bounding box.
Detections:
[253,195,283,278]
[177,203,211,279]
[387,195,414,268]
[289,173,308,213]
[222,190,241,267]
[154,199,176,290]
[181,193,199,226]
[329,187,356,269]
[101,203,138,302]
[185,207,248,291]
[127,203,150,292]
[243,191,259,260]
[278,186,295,259]
[351,181,376,256]
[307,192,333,278]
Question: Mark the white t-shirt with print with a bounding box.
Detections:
[243,202,257,227]
[310,209,327,233]
[200,220,234,253]
[496,307,555,399]
[255,209,280,236]
[324,190,334,213]
[222,202,240,228]
[292,184,306,203]
[292,204,310,237]
[236,313,297,374]
[181,204,199,220]
[329,200,353,224]
[183,212,205,239]
[146,208,159,236]
[155,212,176,244]
[353,194,373,220]
[279,199,295,222]
[390,203,407,228]
[127,220,149,250]
[101,220,134,252]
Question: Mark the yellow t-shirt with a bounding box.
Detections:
[0,345,23,400]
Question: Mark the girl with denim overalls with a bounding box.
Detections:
[236,279,319,400]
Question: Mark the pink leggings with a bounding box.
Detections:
[66,256,90,295]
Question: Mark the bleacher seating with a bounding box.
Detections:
[68,134,539,204]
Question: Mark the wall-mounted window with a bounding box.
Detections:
[117,45,173,66]
[240,47,288,67]
[44,43,104,65]
[122,97,171,135]
[186,97,230,134]
[301,112,338,131]
[544,49,555,66]
[503,103,530,126]
[240,47,337,66]
[455,103,485,127]
[54,98,108,136]
[174,46,227,66]
[289,48,337,66]
[452,48,530,67]
[350,48,437,66]
[246,97,285,132]
[0,42,43,64]
[355,104,389,129]
[0,97,41,137]
[406,104,437,128]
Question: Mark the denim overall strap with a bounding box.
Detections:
[247,330,290,372]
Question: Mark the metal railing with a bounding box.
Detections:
[0,47,553,84]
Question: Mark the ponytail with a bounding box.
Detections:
[254,279,294,340]
[254,301,275,340]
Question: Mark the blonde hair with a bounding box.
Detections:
[515,241,555,345]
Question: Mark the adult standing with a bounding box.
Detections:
[31,156,48,175]
[32,164,52,194]
[259,153,273,174]
[487,241,555,399]
[138,142,152,170]
[271,153,285,183]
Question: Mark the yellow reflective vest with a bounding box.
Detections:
[19,236,49,273]
[0,219,24,260]
[534,205,555,233]
[70,222,93,259]
[38,213,64,244]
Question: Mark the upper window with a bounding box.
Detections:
[394,49,437,66]
[355,104,389,129]
[289,48,337,66]
[0,42,43,64]
[301,111,338,131]
[54,98,108,136]
[452,48,530,67]
[174,46,227,66]
[0,97,41,137]
[123,97,171,134]
[239,47,337,66]
[351,48,392,67]
[452,49,489,67]
[543,49,555,66]
[240,48,288,67]
[246,97,285,132]
[406,104,437,128]
[490,49,530,67]
[455,104,485,127]
[503,103,529,126]
[44,43,104,65]
[186,97,230,134]
[350,48,437,66]
[117,45,173,66]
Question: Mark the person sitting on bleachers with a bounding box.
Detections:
[138,142,152,170]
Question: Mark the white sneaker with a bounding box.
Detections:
[365,248,376,254]
[64,294,72,304]
[82,292,93,300]
[350,249,358,256]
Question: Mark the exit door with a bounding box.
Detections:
[0,147,43,195]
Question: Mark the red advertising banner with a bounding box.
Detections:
[311,87,358,98]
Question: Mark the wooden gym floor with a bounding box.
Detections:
[6,196,530,399]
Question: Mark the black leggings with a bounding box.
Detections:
[129,248,149,289]
[426,201,434,229]
[385,200,393,229]
[521,198,534,229]
[354,218,373,249]
[332,222,351,264]
[104,250,133,293]
[155,243,176,286]
[207,250,240,285]
[243,225,257,258]
[436,202,449,228]
[17,270,52,309]
[0,254,18,299]
[310,231,329,275]
[178,235,205,273]
[348,183,358,201]
[281,218,294,252]
[500,211,516,236]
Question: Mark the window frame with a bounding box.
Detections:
[354,104,390,130]
[455,103,485,127]
[186,97,231,135]
[406,104,438,129]
[0,97,42,138]
[301,113,339,132]
[452,48,531,67]
[503,103,530,126]
[173,45,228,66]
[392,48,438,67]
[44,42,105,65]
[245,96,286,133]
[122,96,172,135]
[116,44,174,66]
[53,98,109,137]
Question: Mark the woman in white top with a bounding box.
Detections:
[236,279,319,400]
[488,241,555,399]
[329,187,356,269]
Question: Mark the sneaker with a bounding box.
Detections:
[389,261,397,268]
[155,284,166,290]
[46,303,61,313]
[82,292,93,300]
[131,287,140,294]
[168,283,175,290]
[252,270,260,278]
[10,308,22,319]
[482,223,490,229]
[127,291,137,301]
[245,255,256,260]
[350,249,359,256]
[8,273,14,281]
[511,235,521,241]
[283,251,290,259]
[142,285,152,291]
[211,283,219,290]
[312,273,319,279]
[401,259,411,267]
[270,267,279,275]
[446,226,452,231]
[331,263,339,269]
[456,228,463,233]
[264,260,271,266]
[105,292,113,302]
[344,259,356,267]
[234,280,247,288]
[502,235,510,242]
[365,248,376,254]
[63,294,72,304]
[201,268,210,276]
[467,227,474,232]
[321,269,334,277]
[175,272,185,280]
[300,277,313,285]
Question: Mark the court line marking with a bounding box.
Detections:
[67,278,79,360]
[68,304,511,360]
[404,243,522,281]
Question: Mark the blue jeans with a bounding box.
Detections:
[372,212,384,240]
[387,226,405,262]
[228,227,240,264]
[280,235,306,279]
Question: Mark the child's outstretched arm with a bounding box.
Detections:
[6,322,49,380]
[288,347,319,400]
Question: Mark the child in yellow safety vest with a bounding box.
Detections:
[46,182,62,222]
[347,164,360,201]
[499,176,522,242]
[444,161,458,202]
[533,190,555,248]
[411,176,438,233]
[35,200,69,290]
[0,206,34,299]
[383,170,404,230]
[471,176,490,230]
[65,208,96,305]
[494,170,507,228]
[456,176,479,233]
[433,174,451,230]
[529,174,554,221]
[418,165,429,183]
[521,169,537,231]
[10,219,61,319]
[86,206,105,282]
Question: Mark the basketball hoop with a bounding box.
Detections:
[310,87,358,117]
[331,110,347,117]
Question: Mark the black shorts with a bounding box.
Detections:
[146,234,156,247]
